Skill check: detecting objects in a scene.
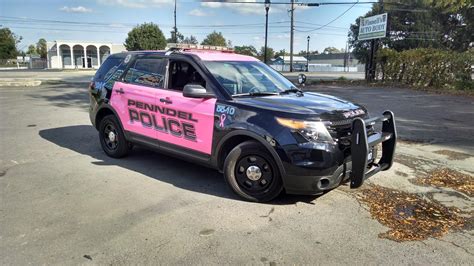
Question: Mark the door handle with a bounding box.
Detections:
[160,97,172,104]
[116,88,125,94]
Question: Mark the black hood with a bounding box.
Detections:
[233,92,367,120]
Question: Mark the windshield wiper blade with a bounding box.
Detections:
[280,88,303,94]
[233,92,279,97]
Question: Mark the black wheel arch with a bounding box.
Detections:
[214,130,286,179]
[95,105,123,130]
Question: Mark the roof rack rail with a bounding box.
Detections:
[166,43,234,52]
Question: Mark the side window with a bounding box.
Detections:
[124,57,166,88]
[94,56,123,81]
[168,60,206,91]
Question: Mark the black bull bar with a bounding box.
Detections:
[350,110,397,188]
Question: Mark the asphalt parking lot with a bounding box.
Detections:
[1,80,473,264]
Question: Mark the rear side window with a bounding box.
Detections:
[94,55,124,81]
[124,56,166,88]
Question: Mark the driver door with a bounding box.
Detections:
[153,59,216,155]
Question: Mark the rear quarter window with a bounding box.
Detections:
[94,55,125,82]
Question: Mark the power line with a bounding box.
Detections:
[0,16,291,29]
[199,1,377,5]
[297,0,359,33]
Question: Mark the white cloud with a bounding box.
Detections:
[201,0,284,15]
[98,0,172,8]
[189,8,211,17]
[59,6,93,13]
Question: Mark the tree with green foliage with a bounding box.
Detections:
[322,47,342,54]
[258,46,275,61]
[166,31,199,45]
[297,50,319,56]
[274,49,288,58]
[36,38,47,59]
[234,45,258,56]
[183,35,198,44]
[27,45,38,55]
[201,31,227,46]
[167,31,184,43]
[125,23,166,51]
[0,27,22,59]
[348,0,472,63]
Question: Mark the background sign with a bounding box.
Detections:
[358,13,388,41]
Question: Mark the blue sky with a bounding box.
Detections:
[0,0,373,53]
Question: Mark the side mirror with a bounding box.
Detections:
[298,73,307,85]
[183,84,214,99]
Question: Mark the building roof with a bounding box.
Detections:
[275,55,307,63]
[307,52,354,60]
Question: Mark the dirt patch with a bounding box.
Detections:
[414,168,474,197]
[434,150,472,160]
[357,185,467,242]
[395,171,409,177]
[394,154,434,173]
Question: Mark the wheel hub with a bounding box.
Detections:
[246,165,262,181]
[108,131,116,142]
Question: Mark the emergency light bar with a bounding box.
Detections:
[166,43,234,52]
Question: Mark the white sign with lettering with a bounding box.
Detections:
[358,13,388,41]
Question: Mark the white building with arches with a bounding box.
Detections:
[46,41,126,69]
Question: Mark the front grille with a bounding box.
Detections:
[327,116,374,145]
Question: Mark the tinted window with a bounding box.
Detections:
[124,57,166,88]
[94,55,124,81]
[168,60,206,91]
[203,61,293,96]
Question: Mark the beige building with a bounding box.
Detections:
[47,40,126,69]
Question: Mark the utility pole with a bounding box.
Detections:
[289,0,295,72]
[344,39,348,72]
[264,0,271,64]
[306,36,310,72]
[173,0,178,43]
[368,0,384,81]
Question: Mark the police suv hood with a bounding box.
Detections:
[233,92,367,120]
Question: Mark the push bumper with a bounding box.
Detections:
[281,111,397,195]
[350,110,397,188]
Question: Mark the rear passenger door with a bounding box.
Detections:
[110,55,166,140]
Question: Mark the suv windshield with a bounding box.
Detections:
[203,61,295,96]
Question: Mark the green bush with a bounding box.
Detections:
[376,48,473,90]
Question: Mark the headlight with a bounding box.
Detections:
[276,117,333,142]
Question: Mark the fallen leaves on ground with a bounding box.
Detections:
[415,168,474,197]
[357,185,466,242]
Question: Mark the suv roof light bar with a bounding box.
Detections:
[166,43,234,52]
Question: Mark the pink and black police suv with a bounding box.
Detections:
[89,44,397,202]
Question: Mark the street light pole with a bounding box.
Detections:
[306,36,310,72]
[264,0,271,65]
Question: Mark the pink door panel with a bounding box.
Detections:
[155,89,216,154]
[110,81,157,140]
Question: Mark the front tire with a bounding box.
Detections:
[99,115,129,158]
[224,141,283,202]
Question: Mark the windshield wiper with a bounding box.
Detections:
[280,87,303,95]
[233,92,279,97]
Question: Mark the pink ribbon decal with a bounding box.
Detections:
[219,114,227,128]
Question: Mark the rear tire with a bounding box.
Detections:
[99,115,129,158]
[224,140,283,202]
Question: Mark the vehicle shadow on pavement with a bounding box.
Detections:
[39,125,319,204]
[28,83,90,109]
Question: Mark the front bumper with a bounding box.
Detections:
[281,111,397,194]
